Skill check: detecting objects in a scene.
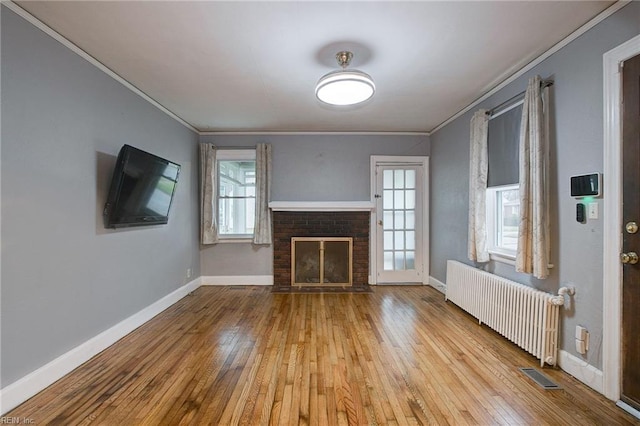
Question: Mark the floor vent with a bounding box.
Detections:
[519,368,561,390]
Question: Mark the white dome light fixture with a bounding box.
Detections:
[315,51,375,106]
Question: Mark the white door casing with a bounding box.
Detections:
[603,33,640,402]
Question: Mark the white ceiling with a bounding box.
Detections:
[14,1,616,133]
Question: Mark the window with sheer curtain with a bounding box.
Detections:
[199,143,272,245]
[217,150,256,238]
[486,103,522,260]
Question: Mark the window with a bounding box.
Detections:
[487,184,519,258]
[217,150,256,238]
[486,103,522,262]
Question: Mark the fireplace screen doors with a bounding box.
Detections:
[291,237,353,286]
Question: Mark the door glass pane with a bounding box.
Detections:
[406,251,415,269]
[405,170,416,189]
[405,190,415,209]
[394,190,404,209]
[394,169,405,188]
[383,190,394,209]
[405,211,415,229]
[384,231,393,250]
[394,231,404,250]
[383,170,394,189]
[394,252,404,270]
[394,211,404,229]
[384,252,393,270]
[406,231,415,250]
[383,211,393,229]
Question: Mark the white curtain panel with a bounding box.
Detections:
[516,75,550,279]
[253,143,272,245]
[200,143,219,245]
[468,109,490,263]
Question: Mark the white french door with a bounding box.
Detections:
[372,157,428,284]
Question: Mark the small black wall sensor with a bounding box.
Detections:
[576,203,586,223]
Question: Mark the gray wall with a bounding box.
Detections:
[430,2,640,369]
[199,134,429,276]
[1,7,200,387]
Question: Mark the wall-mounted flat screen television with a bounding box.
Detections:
[104,145,181,228]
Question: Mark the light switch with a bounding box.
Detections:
[588,202,599,219]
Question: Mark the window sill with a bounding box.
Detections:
[488,250,516,266]
[488,250,555,269]
[218,237,254,244]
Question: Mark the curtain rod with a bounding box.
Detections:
[487,79,554,118]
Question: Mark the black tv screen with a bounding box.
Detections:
[104,145,181,228]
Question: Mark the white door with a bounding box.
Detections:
[374,161,426,283]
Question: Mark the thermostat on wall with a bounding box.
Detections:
[571,173,601,198]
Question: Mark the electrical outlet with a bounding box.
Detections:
[187,268,192,279]
[575,325,589,354]
[575,325,588,340]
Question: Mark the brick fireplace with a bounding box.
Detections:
[270,202,373,288]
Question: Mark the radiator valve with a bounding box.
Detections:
[550,286,576,306]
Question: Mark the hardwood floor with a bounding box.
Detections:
[7,286,638,425]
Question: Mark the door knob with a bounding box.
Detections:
[621,252,639,264]
[626,221,638,234]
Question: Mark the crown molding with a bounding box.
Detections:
[429,0,631,135]
[3,1,198,134]
[199,131,429,136]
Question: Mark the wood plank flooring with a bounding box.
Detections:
[6,286,638,425]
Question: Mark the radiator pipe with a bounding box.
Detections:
[550,286,576,306]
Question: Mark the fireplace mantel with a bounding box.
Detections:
[269,201,374,212]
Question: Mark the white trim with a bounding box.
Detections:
[429,276,446,294]
[602,33,640,402]
[486,184,520,258]
[200,131,429,136]
[423,158,430,284]
[0,277,202,415]
[200,275,273,286]
[215,238,254,244]
[617,401,640,420]
[269,201,374,212]
[430,1,631,135]
[558,350,604,394]
[488,251,517,266]
[0,6,4,409]
[3,1,198,134]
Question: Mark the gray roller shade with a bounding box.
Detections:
[488,104,522,187]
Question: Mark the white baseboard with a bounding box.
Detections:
[0,277,201,415]
[429,275,447,294]
[617,400,640,420]
[201,275,273,286]
[558,350,604,394]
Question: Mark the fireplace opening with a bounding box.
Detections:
[292,237,352,286]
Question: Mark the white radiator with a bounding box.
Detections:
[445,260,567,367]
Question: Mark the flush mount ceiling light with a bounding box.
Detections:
[315,51,375,106]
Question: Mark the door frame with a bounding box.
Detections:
[369,155,429,285]
[603,34,640,402]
